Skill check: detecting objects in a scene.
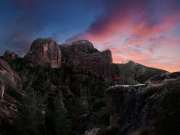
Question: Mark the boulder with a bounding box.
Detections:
[25,38,62,68]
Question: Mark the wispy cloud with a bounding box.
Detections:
[71,0,180,72]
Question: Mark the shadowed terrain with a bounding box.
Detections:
[0,38,179,135]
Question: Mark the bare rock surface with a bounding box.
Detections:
[60,40,113,79]
[0,59,22,126]
[101,77,180,135]
[0,59,21,90]
[25,38,62,68]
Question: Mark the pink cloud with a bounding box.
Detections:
[71,0,180,72]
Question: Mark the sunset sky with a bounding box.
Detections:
[0,0,180,72]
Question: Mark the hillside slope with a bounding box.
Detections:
[0,38,178,135]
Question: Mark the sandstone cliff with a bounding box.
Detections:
[25,38,62,68]
[60,40,113,79]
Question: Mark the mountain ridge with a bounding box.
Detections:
[0,38,179,135]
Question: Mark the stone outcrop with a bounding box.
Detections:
[60,40,113,79]
[3,50,18,61]
[25,38,62,68]
[0,59,21,92]
[0,59,22,126]
[0,94,19,126]
[147,72,180,84]
[102,77,180,135]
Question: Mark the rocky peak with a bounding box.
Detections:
[60,40,113,79]
[71,40,94,48]
[25,38,62,68]
[67,40,98,54]
[102,49,113,63]
[3,50,18,61]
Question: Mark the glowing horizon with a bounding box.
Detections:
[0,0,180,72]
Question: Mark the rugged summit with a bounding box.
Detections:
[25,38,62,68]
[25,39,112,78]
[60,40,113,79]
[3,51,18,62]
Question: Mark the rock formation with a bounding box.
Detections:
[0,59,21,94]
[147,72,180,84]
[0,38,179,135]
[100,76,180,135]
[3,50,18,62]
[60,40,113,79]
[0,59,22,126]
[112,61,167,84]
[25,38,62,68]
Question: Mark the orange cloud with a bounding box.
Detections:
[84,16,132,43]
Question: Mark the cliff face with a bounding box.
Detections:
[25,38,62,68]
[25,39,113,79]
[0,59,22,127]
[60,40,113,79]
[0,59,21,90]
[102,74,180,135]
[24,38,165,82]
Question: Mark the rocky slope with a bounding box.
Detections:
[0,59,22,130]
[112,61,167,84]
[97,73,180,135]
[0,38,179,135]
